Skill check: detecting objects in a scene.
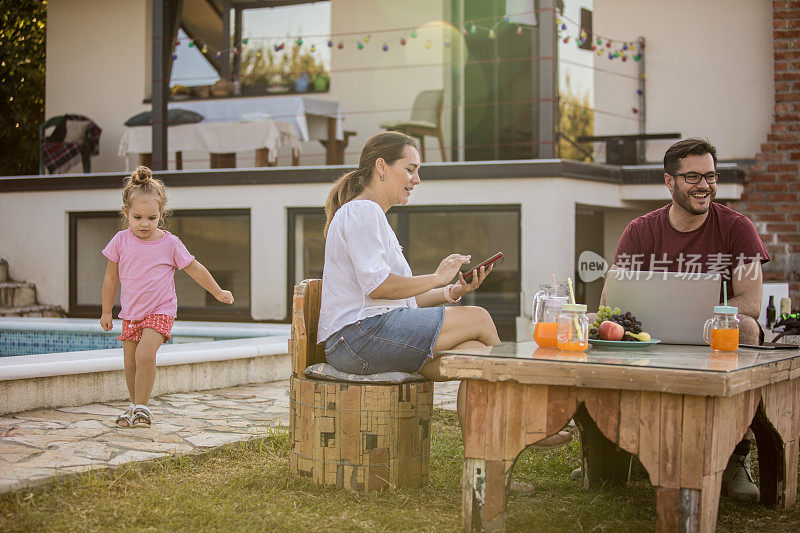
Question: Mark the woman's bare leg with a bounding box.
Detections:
[433,306,500,352]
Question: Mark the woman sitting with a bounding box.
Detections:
[318,131,500,381]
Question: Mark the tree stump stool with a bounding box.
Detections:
[288,279,433,491]
[289,375,432,491]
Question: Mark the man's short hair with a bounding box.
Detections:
[663,138,718,176]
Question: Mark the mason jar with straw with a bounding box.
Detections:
[703,281,740,352]
[556,278,589,351]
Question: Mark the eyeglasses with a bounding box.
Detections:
[671,171,719,184]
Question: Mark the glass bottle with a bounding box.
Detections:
[703,305,740,352]
[766,295,776,329]
[557,303,589,351]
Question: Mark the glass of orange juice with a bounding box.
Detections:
[703,305,740,352]
[532,283,568,348]
[557,303,589,351]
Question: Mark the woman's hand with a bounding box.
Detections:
[434,254,471,285]
[450,263,494,299]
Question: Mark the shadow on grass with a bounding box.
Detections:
[1,410,799,532]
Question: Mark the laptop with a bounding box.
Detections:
[603,271,721,345]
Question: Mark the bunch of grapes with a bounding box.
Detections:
[588,305,643,340]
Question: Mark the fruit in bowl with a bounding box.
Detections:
[589,305,651,341]
[598,320,625,341]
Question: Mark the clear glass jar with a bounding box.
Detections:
[703,305,740,352]
[531,282,568,348]
[557,303,589,351]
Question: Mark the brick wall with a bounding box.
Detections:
[732,0,800,305]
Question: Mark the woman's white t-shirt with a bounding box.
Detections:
[318,199,417,342]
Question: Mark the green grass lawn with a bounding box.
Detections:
[2,410,799,532]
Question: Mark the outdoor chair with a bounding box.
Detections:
[288,279,433,491]
[39,114,102,174]
[380,89,446,162]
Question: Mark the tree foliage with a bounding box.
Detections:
[0,1,46,176]
[558,76,594,161]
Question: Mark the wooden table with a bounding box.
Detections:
[438,342,800,532]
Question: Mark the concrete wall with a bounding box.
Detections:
[1,174,746,325]
[592,0,773,162]
[0,176,630,321]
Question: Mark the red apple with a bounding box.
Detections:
[598,320,625,341]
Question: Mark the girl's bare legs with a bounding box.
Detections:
[122,340,138,403]
[133,328,165,405]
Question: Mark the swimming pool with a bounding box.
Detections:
[0,317,292,415]
[0,317,289,357]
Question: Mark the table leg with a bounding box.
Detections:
[463,457,515,533]
[461,381,578,532]
[210,152,236,168]
[574,405,632,487]
[325,117,337,165]
[255,147,271,167]
[578,388,759,533]
[752,377,800,509]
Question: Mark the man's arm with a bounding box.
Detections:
[728,261,763,320]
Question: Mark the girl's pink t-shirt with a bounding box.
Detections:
[102,229,195,321]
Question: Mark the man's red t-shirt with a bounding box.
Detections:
[614,202,769,301]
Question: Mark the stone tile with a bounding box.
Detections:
[108,450,166,466]
[16,450,95,470]
[149,434,185,444]
[217,392,257,400]
[184,432,249,448]
[69,420,112,431]
[118,441,194,454]
[19,409,95,423]
[2,427,46,437]
[95,432,151,444]
[53,441,116,462]
[5,427,109,449]
[0,441,42,455]
[60,405,124,416]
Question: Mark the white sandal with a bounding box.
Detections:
[115,403,135,428]
[131,405,153,428]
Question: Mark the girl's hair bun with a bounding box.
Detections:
[131,166,152,185]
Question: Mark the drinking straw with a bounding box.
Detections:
[552,273,557,292]
[567,277,584,342]
[723,281,728,328]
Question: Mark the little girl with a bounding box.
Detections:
[100,166,234,428]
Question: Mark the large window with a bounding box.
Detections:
[288,205,520,339]
[69,210,251,321]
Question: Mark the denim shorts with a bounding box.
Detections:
[324,306,445,375]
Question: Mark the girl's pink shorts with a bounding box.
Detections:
[118,314,174,342]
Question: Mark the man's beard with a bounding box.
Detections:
[672,186,715,216]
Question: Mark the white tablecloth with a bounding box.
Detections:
[118,119,300,163]
[166,95,344,142]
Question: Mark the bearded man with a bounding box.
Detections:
[598,137,770,501]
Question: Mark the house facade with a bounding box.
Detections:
[2,0,795,340]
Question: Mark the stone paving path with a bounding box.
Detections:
[0,380,459,495]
